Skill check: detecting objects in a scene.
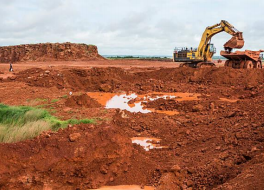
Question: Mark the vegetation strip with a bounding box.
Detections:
[0,104,94,143]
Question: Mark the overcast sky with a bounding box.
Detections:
[0,0,263,55]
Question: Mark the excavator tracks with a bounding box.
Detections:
[197,62,216,68]
[179,62,216,68]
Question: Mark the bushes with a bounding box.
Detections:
[0,104,94,143]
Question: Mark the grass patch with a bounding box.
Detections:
[101,109,108,114]
[0,104,95,143]
[35,103,54,108]
[35,98,48,102]
[26,98,48,103]
[61,95,68,99]
[51,99,60,103]
[26,98,49,106]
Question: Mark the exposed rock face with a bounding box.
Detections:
[0,42,104,62]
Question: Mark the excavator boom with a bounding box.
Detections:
[197,20,244,60]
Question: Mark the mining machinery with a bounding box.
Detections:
[173,20,244,68]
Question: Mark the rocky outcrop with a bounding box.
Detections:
[0,42,104,62]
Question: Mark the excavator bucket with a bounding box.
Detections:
[224,32,244,49]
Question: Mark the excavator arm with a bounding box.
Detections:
[197,20,244,61]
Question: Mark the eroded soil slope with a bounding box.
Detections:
[0,43,104,63]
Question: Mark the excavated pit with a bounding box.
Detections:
[1,64,264,189]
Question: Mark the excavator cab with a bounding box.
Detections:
[208,44,216,53]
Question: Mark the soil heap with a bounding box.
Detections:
[0,42,104,62]
[65,94,102,108]
[0,124,159,189]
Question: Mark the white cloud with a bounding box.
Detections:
[0,0,263,55]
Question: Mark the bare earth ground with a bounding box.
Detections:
[0,59,264,190]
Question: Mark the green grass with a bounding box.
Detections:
[35,104,54,108]
[51,99,60,103]
[35,98,48,102]
[26,98,49,106]
[61,95,68,99]
[0,104,95,143]
[26,98,48,103]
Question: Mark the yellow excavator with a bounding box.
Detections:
[173,20,244,68]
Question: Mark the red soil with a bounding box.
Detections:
[0,58,264,189]
[65,94,102,108]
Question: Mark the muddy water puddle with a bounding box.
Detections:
[219,98,238,103]
[131,137,167,151]
[87,92,200,115]
[91,185,155,190]
[105,93,151,113]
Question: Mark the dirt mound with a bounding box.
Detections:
[0,123,160,189]
[63,67,130,92]
[187,67,264,86]
[143,98,179,111]
[14,67,130,92]
[215,153,264,190]
[15,68,65,89]
[143,98,210,113]
[65,94,102,108]
[0,42,105,62]
[112,97,264,189]
[142,67,264,87]
[13,67,264,95]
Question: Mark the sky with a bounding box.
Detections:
[0,0,263,56]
